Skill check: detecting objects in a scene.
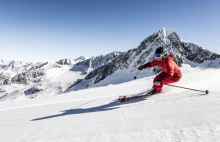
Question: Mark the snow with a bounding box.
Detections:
[0,68,220,142]
[183,57,220,68]
[158,28,173,44]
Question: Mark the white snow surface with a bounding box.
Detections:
[1,68,220,142]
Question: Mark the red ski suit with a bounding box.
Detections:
[141,55,182,93]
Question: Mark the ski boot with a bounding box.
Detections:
[146,88,157,96]
[118,96,129,102]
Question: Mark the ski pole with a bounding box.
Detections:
[133,71,140,80]
[164,84,209,94]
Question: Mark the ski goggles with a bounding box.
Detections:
[155,54,161,57]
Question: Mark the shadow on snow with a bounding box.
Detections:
[31,96,150,121]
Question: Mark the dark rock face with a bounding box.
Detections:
[56,59,69,65]
[183,42,220,63]
[3,79,11,85]
[24,87,43,96]
[9,63,48,85]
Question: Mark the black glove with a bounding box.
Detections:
[138,66,143,70]
[153,80,161,85]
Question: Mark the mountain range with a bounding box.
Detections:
[1,28,220,101]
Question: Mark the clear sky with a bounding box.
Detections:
[0,0,219,62]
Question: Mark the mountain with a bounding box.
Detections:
[183,42,220,66]
[73,52,122,74]
[66,28,220,92]
[0,56,88,101]
[0,61,67,101]
[56,56,87,65]
[0,53,120,101]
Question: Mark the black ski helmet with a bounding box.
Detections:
[155,47,167,55]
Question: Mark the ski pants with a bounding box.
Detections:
[153,71,182,93]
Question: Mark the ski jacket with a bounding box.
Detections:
[140,55,182,81]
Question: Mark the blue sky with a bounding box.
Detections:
[0,0,219,62]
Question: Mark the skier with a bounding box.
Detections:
[138,46,182,95]
[118,46,182,102]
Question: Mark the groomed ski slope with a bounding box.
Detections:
[0,69,220,142]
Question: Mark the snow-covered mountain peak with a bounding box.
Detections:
[76,56,87,61]
[56,56,87,65]
[158,28,173,39]
[0,59,5,64]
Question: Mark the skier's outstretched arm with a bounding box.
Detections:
[139,60,159,70]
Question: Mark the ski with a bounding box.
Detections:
[118,90,155,103]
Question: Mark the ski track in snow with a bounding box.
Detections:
[0,69,220,142]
